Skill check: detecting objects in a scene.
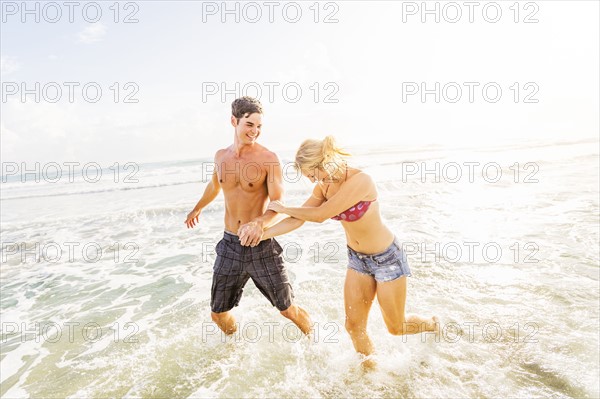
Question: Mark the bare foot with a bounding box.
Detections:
[428,316,440,335]
[360,356,377,371]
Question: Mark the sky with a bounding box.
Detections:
[1,0,599,165]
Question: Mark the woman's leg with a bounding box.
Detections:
[376,276,438,335]
[344,269,377,356]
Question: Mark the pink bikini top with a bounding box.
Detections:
[331,199,376,222]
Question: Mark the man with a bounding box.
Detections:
[185,96,312,336]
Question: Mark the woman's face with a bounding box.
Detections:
[302,166,327,184]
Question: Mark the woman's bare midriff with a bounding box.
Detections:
[340,203,395,254]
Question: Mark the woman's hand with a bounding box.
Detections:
[267,200,287,213]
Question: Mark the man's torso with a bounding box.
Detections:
[215,145,274,233]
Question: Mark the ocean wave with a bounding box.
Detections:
[0,179,205,201]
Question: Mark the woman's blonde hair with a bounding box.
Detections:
[295,135,351,180]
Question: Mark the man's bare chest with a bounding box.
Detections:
[216,158,268,192]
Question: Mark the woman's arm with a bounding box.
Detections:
[269,173,376,223]
[264,185,326,238]
[263,217,305,239]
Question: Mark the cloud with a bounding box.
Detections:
[0,56,20,75]
[77,23,107,44]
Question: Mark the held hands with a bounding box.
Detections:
[238,221,264,247]
[267,200,286,214]
[185,209,201,228]
[239,199,286,246]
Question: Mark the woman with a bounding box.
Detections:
[262,136,438,362]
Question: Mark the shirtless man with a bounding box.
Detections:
[185,96,312,336]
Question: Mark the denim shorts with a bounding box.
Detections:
[347,237,411,282]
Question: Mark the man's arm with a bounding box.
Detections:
[185,161,221,229]
[239,152,284,245]
[255,152,284,226]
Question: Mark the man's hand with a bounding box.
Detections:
[238,221,264,247]
[267,200,287,213]
[185,209,201,228]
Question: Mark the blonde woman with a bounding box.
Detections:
[251,136,438,362]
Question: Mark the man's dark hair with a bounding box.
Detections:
[231,96,263,121]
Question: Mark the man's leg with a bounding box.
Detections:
[211,237,249,334]
[248,239,312,334]
[250,275,313,335]
[280,304,313,335]
[211,311,237,335]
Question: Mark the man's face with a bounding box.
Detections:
[232,112,262,145]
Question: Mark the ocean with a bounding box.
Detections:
[1,138,598,398]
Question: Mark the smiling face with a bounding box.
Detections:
[232,112,262,145]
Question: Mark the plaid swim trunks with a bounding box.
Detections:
[211,231,294,313]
